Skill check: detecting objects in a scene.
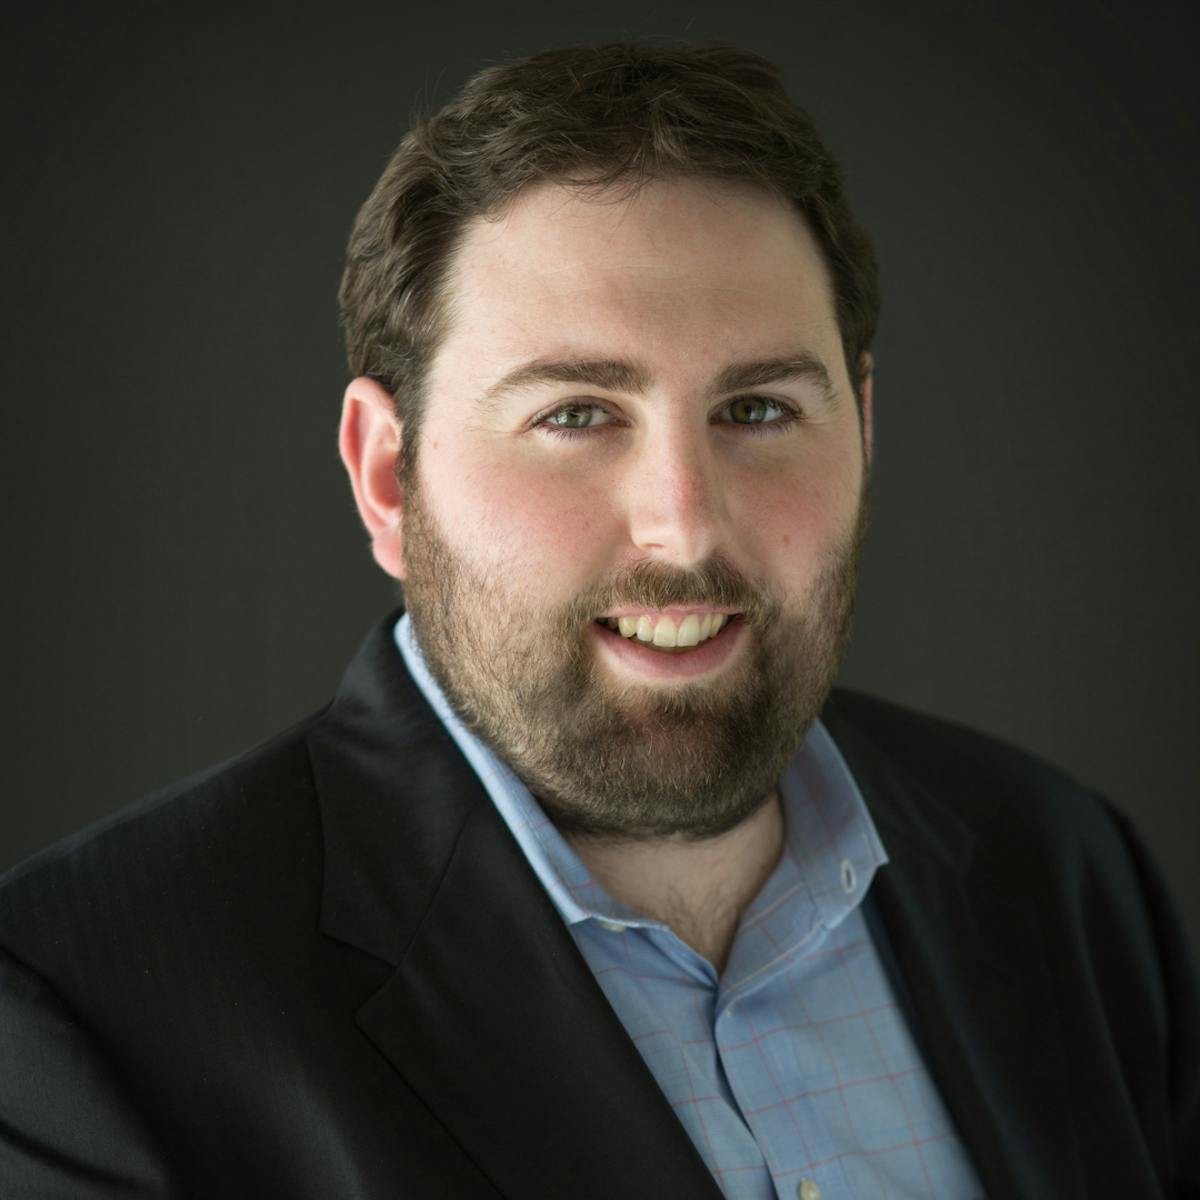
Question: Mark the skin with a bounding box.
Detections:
[340,176,873,972]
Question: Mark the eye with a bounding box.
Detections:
[537,403,616,439]
[722,395,801,433]
[534,395,802,442]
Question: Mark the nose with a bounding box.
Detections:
[621,418,731,566]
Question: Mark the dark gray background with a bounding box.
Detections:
[4,1,1197,954]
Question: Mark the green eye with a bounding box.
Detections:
[728,396,780,424]
[547,405,607,429]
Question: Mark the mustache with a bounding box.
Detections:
[563,556,776,628]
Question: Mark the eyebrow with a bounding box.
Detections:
[475,351,837,416]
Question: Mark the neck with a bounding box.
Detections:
[564,792,785,976]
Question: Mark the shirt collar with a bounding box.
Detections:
[393,612,887,934]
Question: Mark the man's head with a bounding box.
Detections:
[338,44,877,841]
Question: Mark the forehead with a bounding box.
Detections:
[431,176,843,394]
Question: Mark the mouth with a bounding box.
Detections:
[593,609,740,653]
[590,610,747,680]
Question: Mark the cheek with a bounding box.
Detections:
[731,453,863,583]
[425,447,614,582]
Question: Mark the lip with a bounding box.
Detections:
[590,615,747,681]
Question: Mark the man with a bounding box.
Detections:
[1,41,1196,1199]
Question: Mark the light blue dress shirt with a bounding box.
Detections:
[395,614,984,1198]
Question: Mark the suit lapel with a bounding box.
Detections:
[308,614,721,1199]
[823,697,1083,1199]
[360,799,722,1199]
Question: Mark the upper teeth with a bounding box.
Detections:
[598,613,732,647]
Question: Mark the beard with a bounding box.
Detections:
[399,471,869,843]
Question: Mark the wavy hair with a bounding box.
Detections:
[339,42,879,474]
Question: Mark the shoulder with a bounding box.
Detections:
[821,686,1193,992]
[0,706,329,969]
[822,684,1124,853]
[818,684,1180,961]
[824,684,1089,796]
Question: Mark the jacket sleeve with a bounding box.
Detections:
[1104,803,1200,1197]
[0,945,182,1198]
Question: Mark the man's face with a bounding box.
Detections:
[398,177,871,841]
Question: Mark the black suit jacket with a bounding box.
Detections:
[2,613,1197,1197]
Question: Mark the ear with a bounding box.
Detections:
[858,353,874,469]
[338,376,407,580]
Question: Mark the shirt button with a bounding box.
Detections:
[840,858,857,894]
[798,1180,822,1200]
[597,920,626,933]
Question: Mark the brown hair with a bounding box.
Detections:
[338,41,879,476]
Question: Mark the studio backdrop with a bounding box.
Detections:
[4,0,1197,953]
